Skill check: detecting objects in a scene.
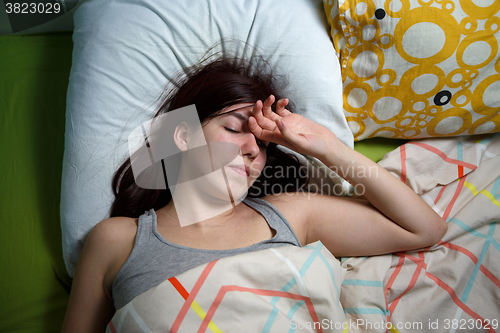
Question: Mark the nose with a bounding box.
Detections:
[240,133,260,160]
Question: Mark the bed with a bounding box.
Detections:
[1,0,499,332]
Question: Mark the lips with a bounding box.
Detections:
[228,164,249,177]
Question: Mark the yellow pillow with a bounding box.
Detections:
[324,0,500,140]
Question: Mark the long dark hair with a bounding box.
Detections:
[110,55,308,218]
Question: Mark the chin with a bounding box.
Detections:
[196,169,248,203]
[224,175,250,203]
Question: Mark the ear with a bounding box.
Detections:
[173,122,189,152]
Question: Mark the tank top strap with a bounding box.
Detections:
[243,197,302,247]
[134,209,156,249]
[112,208,156,298]
[243,197,284,227]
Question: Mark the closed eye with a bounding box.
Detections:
[224,127,239,134]
[225,127,267,149]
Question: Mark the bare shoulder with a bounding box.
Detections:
[81,216,139,288]
[260,192,310,210]
[260,192,324,244]
[260,192,369,246]
[261,191,350,215]
[85,215,138,261]
[87,216,138,245]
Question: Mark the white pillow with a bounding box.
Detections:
[61,0,351,277]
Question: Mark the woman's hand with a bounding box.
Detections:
[248,95,338,159]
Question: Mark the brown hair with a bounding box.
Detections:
[110,55,308,218]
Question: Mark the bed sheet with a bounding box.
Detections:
[0,33,72,333]
[341,134,500,332]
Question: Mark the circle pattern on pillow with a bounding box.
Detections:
[324,0,500,140]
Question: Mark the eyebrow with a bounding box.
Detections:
[217,104,254,122]
[226,112,248,122]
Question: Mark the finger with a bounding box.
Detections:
[262,95,275,118]
[276,98,292,117]
[261,95,283,124]
[251,100,266,123]
[252,100,277,131]
[248,115,264,138]
[249,116,281,144]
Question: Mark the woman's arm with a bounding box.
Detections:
[250,96,447,256]
[313,140,447,253]
[61,217,136,332]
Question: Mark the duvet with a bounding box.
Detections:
[342,134,500,333]
[107,241,347,333]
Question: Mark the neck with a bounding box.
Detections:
[160,199,244,229]
[162,172,246,228]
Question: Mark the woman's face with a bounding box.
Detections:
[177,103,269,203]
[202,103,269,186]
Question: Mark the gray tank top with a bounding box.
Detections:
[112,197,302,310]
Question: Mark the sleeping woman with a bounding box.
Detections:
[61,56,447,332]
